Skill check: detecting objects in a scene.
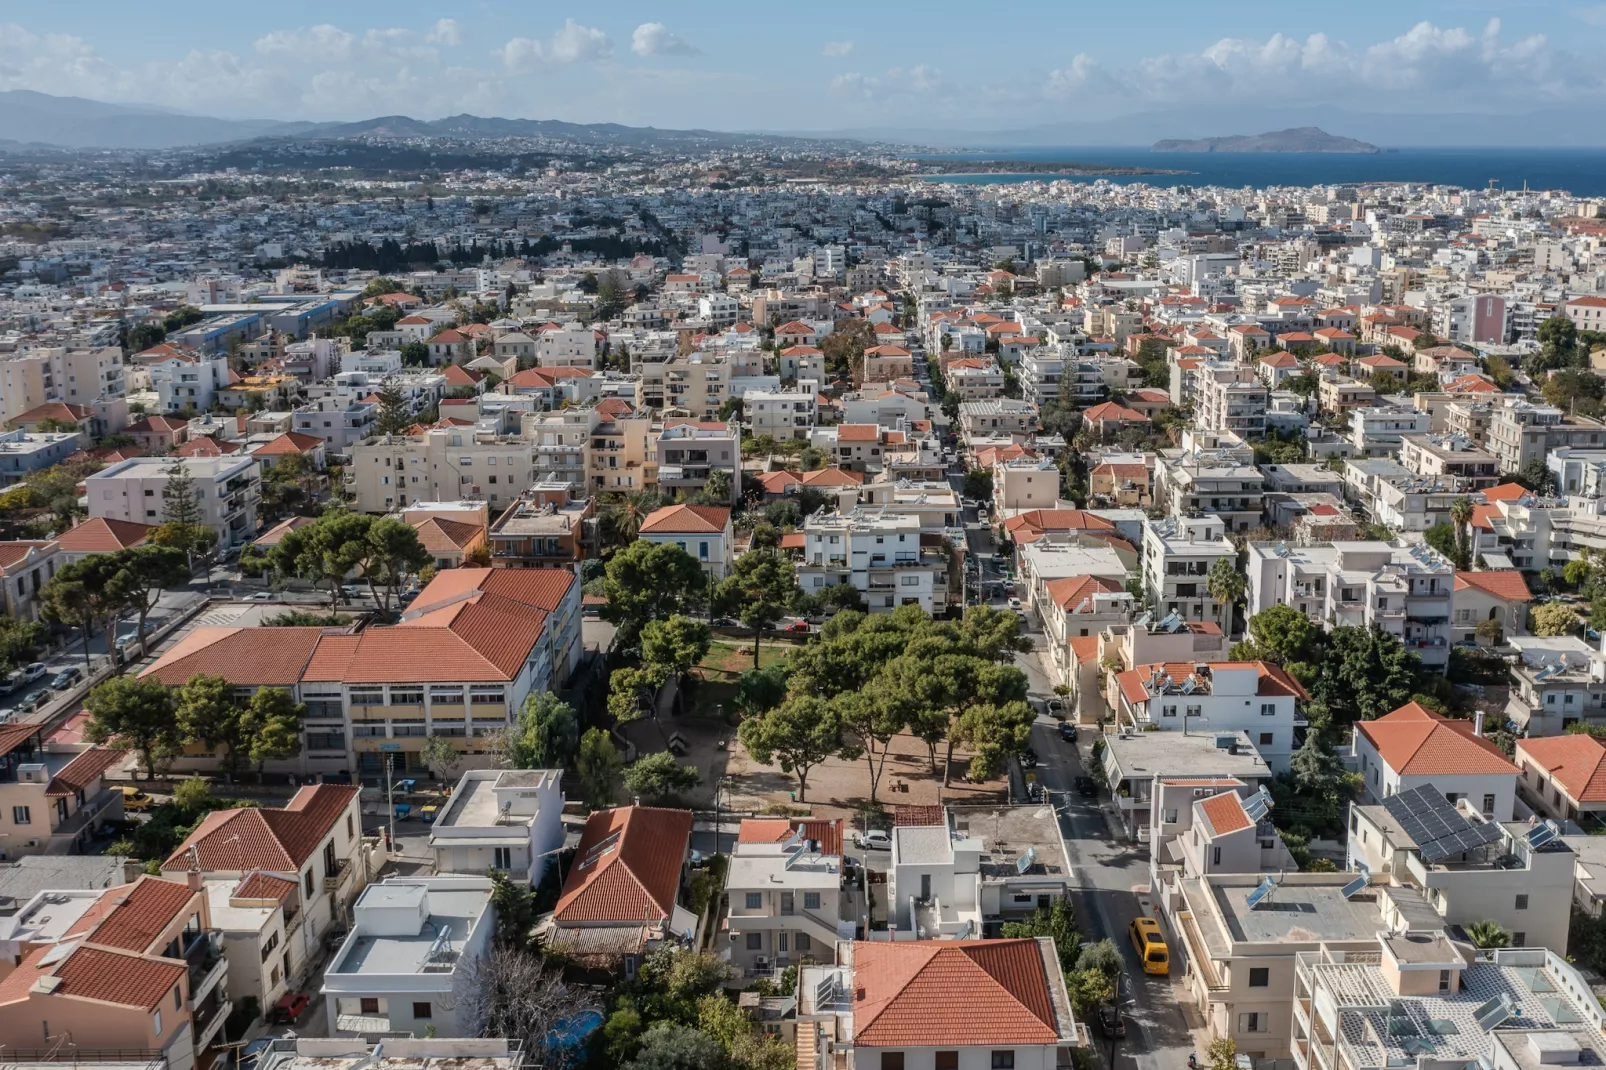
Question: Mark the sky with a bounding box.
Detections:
[0,1,1603,132]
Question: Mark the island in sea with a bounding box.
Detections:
[1151,126,1380,154]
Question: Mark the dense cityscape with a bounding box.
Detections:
[0,113,1605,1070]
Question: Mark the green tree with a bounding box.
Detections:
[84,675,180,780]
[737,695,843,802]
[374,377,413,436]
[171,776,217,816]
[120,546,192,648]
[608,666,653,723]
[712,550,798,669]
[1424,522,1462,569]
[999,898,1082,975]
[1466,920,1511,949]
[963,469,993,501]
[1207,1036,1239,1070]
[600,490,663,548]
[574,727,623,808]
[623,751,700,804]
[1206,556,1247,629]
[734,665,788,716]
[1450,495,1474,567]
[174,672,249,775]
[240,687,305,772]
[1537,315,1581,370]
[399,340,430,366]
[507,692,579,770]
[640,615,712,688]
[420,734,463,781]
[601,540,708,650]
[1531,601,1580,637]
[949,699,1036,783]
[1309,626,1421,724]
[37,574,98,671]
[360,516,431,613]
[623,1023,728,1070]
[270,509,370,610]
[1237,605,1319,666]
[0,617,46,677]
[160,459,204,531]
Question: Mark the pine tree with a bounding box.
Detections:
[375,377,412,436]
[161,460,203,528]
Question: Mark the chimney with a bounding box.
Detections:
[1473,711,1485,737]
[186,869,204,892]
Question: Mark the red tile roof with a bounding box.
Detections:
[554,806,692,925]
[639,504,730,535]
[852,939,1061,1046]
[0,943,187,1010]
[78,877,195,953]
[161,784,357,873]
[1454,570,1532,602]
[45,746,124,797]
[1482,483,1532,502]
[55,517,152,554]
[253,432,324,456]
[1199,792,1252,836]
[1042,574,1124,612]
[413,516,484,552]
[736,817,843,857]
[140,626,326,686]
[1518,735,1606,803]
[1356,702,1517,776]
[233,872,297,902]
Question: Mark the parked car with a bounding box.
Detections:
[1007,596,1022,610]
[1097,1005,1127,1038]
[1046,698,1064,717]
[49,668,81,691]
[269,992,310,1025]
[781,620,810,634]
[247,591,276,602]
[1019,749,1038,769]
[0,709,15,725]
[711,617,739,628]
[1075,775,1098,798]
[119,786,153,813]
[854,829,892,851]
[19,663,46,684]
[1058,722,1077,742]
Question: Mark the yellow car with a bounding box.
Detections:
[1129,916,1170,975]
[119,787,153,813]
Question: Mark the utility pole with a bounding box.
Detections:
[385,753,396,854]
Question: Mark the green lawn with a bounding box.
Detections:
[684,641,793,722]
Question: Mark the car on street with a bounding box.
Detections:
[1075,775,1098,798]
[1058,722,1076,742]
[781,620,810,633]
[247,591,276,602]
[854,829,892,851]
[19,663,46,684]
[49,668,81,691]
[1096,1005,1127,1038]
[269,992,310,1025]
[119,786,154,812]
[1046,698,1064,717]
[1007,596,1021,610]
[711,617,739,628]
[0,709,15,724]
[1019,749,1038,769]
[1129,916,1171,975]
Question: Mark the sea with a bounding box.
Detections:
[915,147,1606,196]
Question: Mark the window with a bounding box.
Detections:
[1260,732,1274,746]
[1237,1012,1265,1033]
[796,933,811,952]
[991,1053,1016,1070]
[174,985,182,1010]
[11,807,28,825]
[1260,703,1276,716]
[746,892,762,910]
[746,932,763,950]
[494,847,512,870]
[1249,967,1269,987]
[1162,705,1177,718]
[1514,931,1526,945]
[412,1002,432,1019]
[1164,808,1178,824]
[1515,894,1529,910]
[881,1055,905,1070]
[361,998,379,1014]
[1482,793,1496,816]
[936,1054,959,1070]
[1439,969,1451,992]
[804,892,821,910]
[304,870,314,897]
[153,1010,163,1038]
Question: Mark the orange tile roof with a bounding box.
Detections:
[836,424,880,442]
[1042,574,1124,612]
[1068,635,1101,666]
[0,943,187,1010]
[233,872,297,901]
[79,877,195,953]
[55,517,153,554]
[736,817,843,857]
[162,784,358,873]
[45,746,123,798]
[253,431,325,455]
[852,939,1061,1046]
[1084,401,1149,424]
[554,806,692,924]
[1356,702,1517,776]
[1518,735,1606,803]
[1199,792,1252,836]
[800,468,863,487]
[1004,509,1116,537]
[140,627,325,686]
[1483,483,1531,502]
[13,401,90,423]
[1454,570,1532,602]
[413,516,483,553]
[640,504,730,534]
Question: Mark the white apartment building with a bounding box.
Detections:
[637,353,730,419]
[1141,515,1239,624]
[1350,406,1432,457]
[945,359,1006,400]
[150,351,230,415]
[958,398,1038,443]
[797,509,953,614]
[347,427,556,514]
[1245,540,1455,669]
[1196,367,1269,437]
[535,323,596,368]
[1154,452,1266,534]
[746,389,817,442]
[724,819,852,977]
[1110,660,1304,772]
[1396,433,1500,490]
[1488,400,1606,475]
[87,455,261,549]
[427,769,565,887]
[1019,346,1066,408]
[654,419,742,504]
[293,398,378,454]
[993,455,1062,514]
[0,346,126,424]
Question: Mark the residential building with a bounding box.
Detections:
[0,429,80,487]
[487,483,592,571]
[1353,702,1518,818]
[427,769,564,886]
[945,358,1006,400]
[1110,661,1305,772]
[322,876,495,1036]
[746,389,817,441]
[0,875,230,1070]
[1516,734,1606,825]
[1503,636,1606,735]
[1451,569,1531,645]
[0,540,59,622]
[1154,452,1266,534]
[993,455,1062,514]
[1244,540,1456,668]
[1488,401,1606,475]
[541,806,695,975]
[1396,433,1500,490]
[1196,367,1269,437]
[347,427,543,514]
[654,419,742,504]
[1097,730,1276,840]
[1038,575,1132,688]
[796,938,1083,1070]
[638,504,734,580]
[523,407,599,491]
[636,353,729,419]
[292,398,377,454]
[958,398,1038,443]
[54,517,152,563]
[0,728,125,857]
[1140,515,1239,625]
[723,818,851,977]
[86,455,260,550]
[797,509,954,614]
[1350,407,1432,458]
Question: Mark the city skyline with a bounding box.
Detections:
[1,1,1603,133]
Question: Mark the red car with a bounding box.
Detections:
[270,992,309,1025]
[782,620,810,633]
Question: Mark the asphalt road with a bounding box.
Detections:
[1030,717,1203,1070]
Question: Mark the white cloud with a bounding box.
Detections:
[822,40,854,58]
[632,22,699,57]
[426,18,462,47]
[496,37,546,71]
[254,24,356,60]
[548,19,612,63]
[831,64,946,102]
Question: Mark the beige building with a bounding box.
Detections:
[0,346,125,424]
[993,455,1062,513]
[636,353,730,419]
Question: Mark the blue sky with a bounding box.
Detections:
[0,1,1601,129]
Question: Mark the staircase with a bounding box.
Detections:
[795,1022,818,1070]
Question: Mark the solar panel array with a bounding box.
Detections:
[1526,820,1559,849]
[1382,785,1503,863]
[1243,787,1272,823]
[1245,876,1278,909]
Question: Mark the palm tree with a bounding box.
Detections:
[1449,495,1473,568]
[1466,920,1511,949]
[600,490,660,548]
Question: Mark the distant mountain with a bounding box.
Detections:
[1152,127,1379,154]
[0,91,849,152]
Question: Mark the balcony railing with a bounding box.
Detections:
[325,857,351,893]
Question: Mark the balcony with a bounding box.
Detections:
[336,1013,393,1034]
[194,996,232,1051]
[325,856,352,893]
[184,931,226,1005]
